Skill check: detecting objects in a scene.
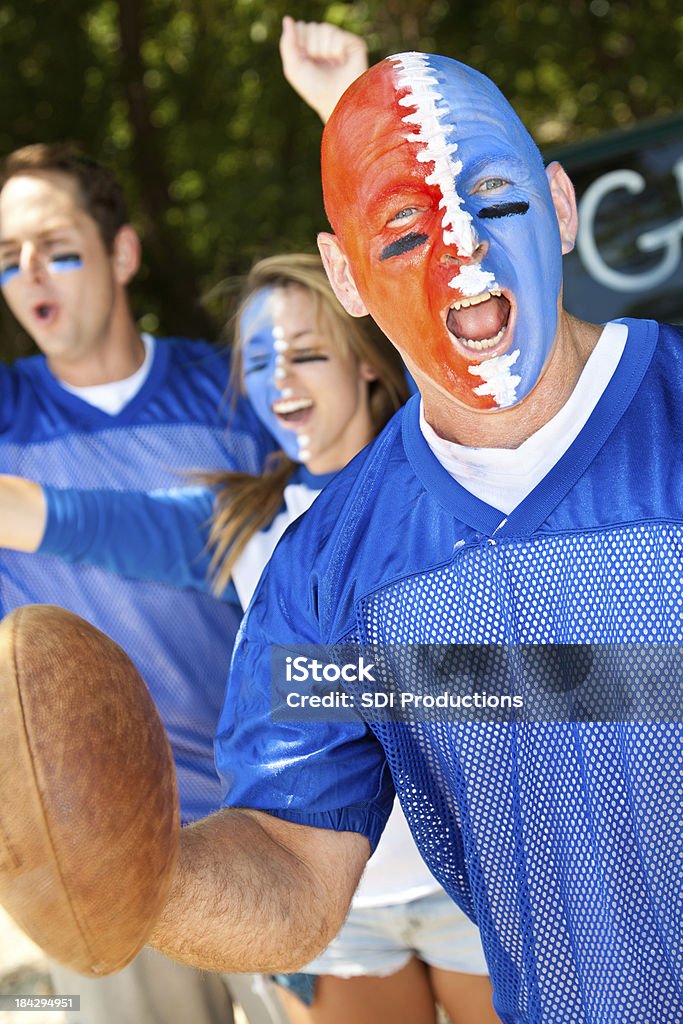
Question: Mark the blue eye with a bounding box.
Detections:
[387,206,422,227]
[476,178,508,193]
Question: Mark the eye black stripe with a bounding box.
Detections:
[478,201,529,220]
[380,232,429,260]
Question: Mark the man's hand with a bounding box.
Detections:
[280,16,369,123]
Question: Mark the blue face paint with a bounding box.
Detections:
[240,287,302,460]
[0,265,20,287]
[49,253,83,273]
[426,54,563,407]
[0,252,83,289]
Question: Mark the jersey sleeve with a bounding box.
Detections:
[216,527,395,852]
[39,484,233,599]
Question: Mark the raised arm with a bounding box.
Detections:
[150,808,369,971]
[0,474,218,595]
[279,16,369,123]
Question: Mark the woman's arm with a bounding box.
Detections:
[0,475,47,551]
[40,484,218,594]
[0,475,221,596]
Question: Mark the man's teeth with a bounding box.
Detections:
[272,398,313,415]
[450,288,502,312]
[447,289,507,350]
[457,324,507,352]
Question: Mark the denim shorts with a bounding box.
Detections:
[295,888,488,979]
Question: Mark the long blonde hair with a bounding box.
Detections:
[204,253,409,595]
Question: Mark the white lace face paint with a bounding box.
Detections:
[273,326,288,383]
[297,434,311,463]
[270,314,313,463]
[392,53,521,404]
[469,348,521,408]
[240,288,303,462]
[392,52,497,310]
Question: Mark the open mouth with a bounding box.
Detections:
[272,397,313,426]
[446,290,511,354]
[31,301,57,324]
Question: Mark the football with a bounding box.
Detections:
[0,604,179,976]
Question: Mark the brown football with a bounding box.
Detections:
[0,604,179,976]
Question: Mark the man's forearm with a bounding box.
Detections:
[149,807,370,972]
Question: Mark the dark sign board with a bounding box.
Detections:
[549,115,683,325]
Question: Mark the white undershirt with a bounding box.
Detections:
[419,322,627,514]
[60,333,155,415]
[231,481,319,610]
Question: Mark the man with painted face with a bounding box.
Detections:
[31,53,681,1024]
[319,53,590,431]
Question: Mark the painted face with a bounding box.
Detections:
[0,171,119,367]
[240,284,375,473]
[322,54,564,410]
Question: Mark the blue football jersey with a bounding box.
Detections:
[0,336,273,823]
[218,320,683,1023]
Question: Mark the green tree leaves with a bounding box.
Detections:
[0,0,679,355]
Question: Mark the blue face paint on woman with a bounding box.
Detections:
[239,287,303,461]
[322,53,567,410]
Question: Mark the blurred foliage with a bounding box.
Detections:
[0,0,681,357]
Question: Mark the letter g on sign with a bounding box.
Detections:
[577,160,683,292]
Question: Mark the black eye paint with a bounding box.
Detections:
[380,232,429,261]
[478,202,529,220]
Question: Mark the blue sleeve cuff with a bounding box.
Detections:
[263,801,391,854]
[40,485,100,558]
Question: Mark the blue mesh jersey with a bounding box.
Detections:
[217,319,683,1023]
[0,336,273,824]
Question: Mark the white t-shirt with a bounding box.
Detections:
[60,333,155,415]
[420,322,627,514]
[231,480,320,611]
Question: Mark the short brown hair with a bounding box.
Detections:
[1,143,129,250]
